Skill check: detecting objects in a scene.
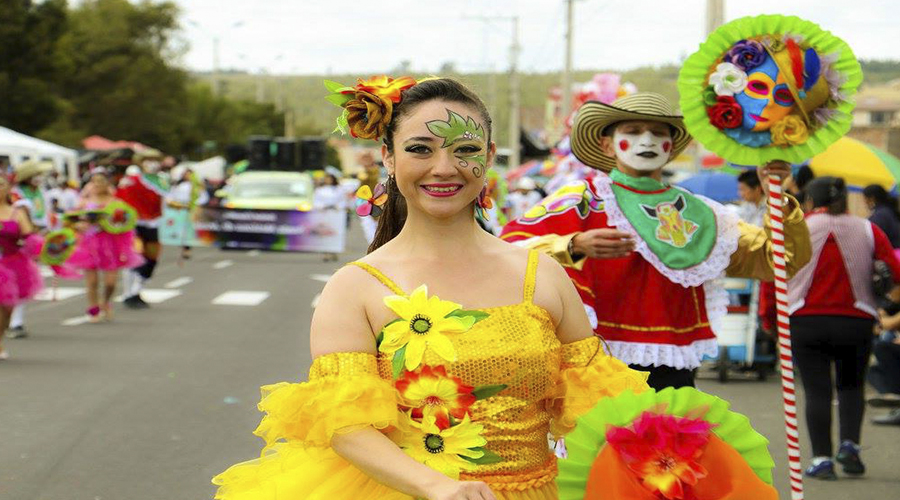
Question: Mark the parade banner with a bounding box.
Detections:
[160,207,346,253]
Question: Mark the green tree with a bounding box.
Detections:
[0,0,68,134]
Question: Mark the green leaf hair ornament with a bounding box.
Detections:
[678,14,862,165]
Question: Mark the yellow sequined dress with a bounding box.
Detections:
[212,251,649,499]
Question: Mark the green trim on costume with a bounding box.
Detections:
[610,170,716,269]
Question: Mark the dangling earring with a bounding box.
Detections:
[355,179,389,218]
[475,185,493,221]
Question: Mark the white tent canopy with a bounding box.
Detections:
[0,126,78,181]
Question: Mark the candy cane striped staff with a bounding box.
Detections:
[768,173,803,499]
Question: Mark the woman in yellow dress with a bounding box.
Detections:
[212,77,649,500]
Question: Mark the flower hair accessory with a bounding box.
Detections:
[325,76,417,140]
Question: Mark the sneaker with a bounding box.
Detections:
[836,440,865,476]
[867,393,900,408]
[872,409,900,426]
[6,326,28,339]
[805,459,837,480]
[123,295,150,310]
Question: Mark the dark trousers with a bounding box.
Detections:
[629,364,696,390]
[868,337,900,395]
[791,315,874,457]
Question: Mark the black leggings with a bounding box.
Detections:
[791,315,874,457]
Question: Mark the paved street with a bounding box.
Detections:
[1,221,898,500]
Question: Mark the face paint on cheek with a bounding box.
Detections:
[662,141,671,153]
[612,129,670,172]
[618,140,629,151]
[426,108,488,178]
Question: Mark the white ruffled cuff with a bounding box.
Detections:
[606,339,719,370]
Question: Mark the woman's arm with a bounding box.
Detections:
[13,206,35,235]
[310,267,496,500]
[533,253,594,344]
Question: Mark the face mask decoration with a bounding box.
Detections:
[143,160,161,174]
[704,37,834,149]
[612,129,672,172]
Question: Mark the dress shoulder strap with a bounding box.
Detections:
[523,250,539,304]
[348,261,406,296]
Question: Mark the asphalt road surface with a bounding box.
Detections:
[1,220,897,500]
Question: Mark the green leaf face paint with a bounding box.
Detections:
[426,109,488,177]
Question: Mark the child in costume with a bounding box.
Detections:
[212,77,653,500]
[6,159,52,339]
[502,93,812,390]
[0,175,43,360]
[67,169,144,322]
[115,149,169,309]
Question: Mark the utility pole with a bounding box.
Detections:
[508,16,521,169]
[706,0,724,35]
[561,0,575,123]
[212,36,221,96]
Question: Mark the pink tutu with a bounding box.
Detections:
[0,252,44,307]
[67,230,144,271]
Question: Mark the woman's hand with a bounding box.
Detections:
[426,478,497,500]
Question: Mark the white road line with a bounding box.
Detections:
[164,277,193,289]
[35,287,85,301]
[114,289,182,304]
[62,316,91,326]
[212,291,270,306]
[213,260,234,270]
[311,293,321,309]
[309,274,332,283]
[247,250,260,257]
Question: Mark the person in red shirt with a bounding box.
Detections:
[788,176,900,480]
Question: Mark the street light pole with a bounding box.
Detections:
[508,16,521,170]
[561,0,575,124]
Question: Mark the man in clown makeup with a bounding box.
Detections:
[502,93,812,389]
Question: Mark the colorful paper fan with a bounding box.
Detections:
[557,387,776,500]
[40,228,78,266]
[98,200,138,234]
[678,14,862,165]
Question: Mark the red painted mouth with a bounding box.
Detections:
[750,114,769,122]
[420,183,464,198]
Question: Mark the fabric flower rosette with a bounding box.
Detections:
[378,285,506,478]
[678,15,862,165]
[98,200,139,234]
[557,387,777,500]
[324,75,417,140]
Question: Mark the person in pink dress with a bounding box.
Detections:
[67,170,144,322]
[0,175,43,360]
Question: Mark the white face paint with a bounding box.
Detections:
[143,160,161,174]
[612,129,672,172]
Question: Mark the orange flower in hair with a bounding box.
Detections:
[357,76,417,103]
[346,90,393,140]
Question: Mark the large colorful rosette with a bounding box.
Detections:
[557,387,777,500]
[325,76,417,140]
[98,200,138,234]
[678,15,862,164]
[40,228,78,266]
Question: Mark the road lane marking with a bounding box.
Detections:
[213,260,234,270]
[114,289,182,304]
[309,274,332,283]
[212,291,270,306]
[247,250,260,257]
[62,316,91,326]
[311,293,321,308]
[35,287,85,301]
[164,277,193,289]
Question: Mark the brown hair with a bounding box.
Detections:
[368,78,492,253]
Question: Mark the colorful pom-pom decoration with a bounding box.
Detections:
[98,200,138,234]
[40,228,78,266]
[678,15,862,165]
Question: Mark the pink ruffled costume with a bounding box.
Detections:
[0,220,44,307]
[67,204,144,271]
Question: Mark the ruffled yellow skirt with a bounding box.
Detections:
[213,444,557,500]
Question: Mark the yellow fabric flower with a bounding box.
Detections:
[770,115,809,146]
[380,285,475,371]
[395,413,487,479]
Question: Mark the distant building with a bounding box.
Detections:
[848,81,900,158]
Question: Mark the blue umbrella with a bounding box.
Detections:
[676,171,739,203]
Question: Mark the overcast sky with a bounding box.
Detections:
[174,0,898,75]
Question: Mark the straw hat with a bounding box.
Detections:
[133,148,163,162]
[570,92,692,172]
[13,159,54,182]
